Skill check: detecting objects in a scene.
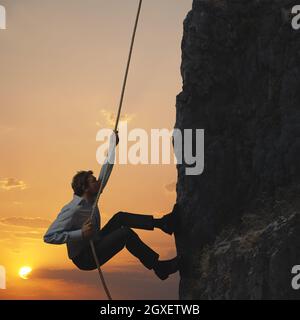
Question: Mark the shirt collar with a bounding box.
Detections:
[72,194,97,206]
[73,194,85,205]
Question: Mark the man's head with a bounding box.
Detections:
[71,170,100,197]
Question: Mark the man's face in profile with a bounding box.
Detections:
[86,174,101,195]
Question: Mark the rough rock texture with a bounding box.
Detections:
[174,0,300,299]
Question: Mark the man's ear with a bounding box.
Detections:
[83,186,89,194]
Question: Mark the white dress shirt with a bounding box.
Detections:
[43,134,116,259]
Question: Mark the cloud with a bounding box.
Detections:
[96,109,136,127]
[0,217,51,228]
[0,125,15,135]
[13,231,43,239]
[164,181,176,193]
[0,178,27,191]
[12,201,23,206]
[0,230,12,241]
[32,265,179,299]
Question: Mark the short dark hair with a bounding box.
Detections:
[71,170,94,196]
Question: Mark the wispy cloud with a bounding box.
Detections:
[0,125,15,135]
[31,265,179,300]
[164,181,176,193]
[12,201,23,206]
[96,109,136,127]
[0,217,51,228]
[13,231,43,239]
[0,178,27,191]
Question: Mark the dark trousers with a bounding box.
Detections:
[72,212,159,271]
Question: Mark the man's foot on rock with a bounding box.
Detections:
[160,204,180,235]
[152,255,182,280]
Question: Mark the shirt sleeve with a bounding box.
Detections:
[43,219,83,244]
[98,133,116,191]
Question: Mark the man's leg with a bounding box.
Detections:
[98,211,155,238]
[96,226,159,269]
[98,209,179,238]
[73,226,159,271]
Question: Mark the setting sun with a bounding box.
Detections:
[0,0,189,300]
[18,267,32,280]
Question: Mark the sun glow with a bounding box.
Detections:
[18,266,32,280]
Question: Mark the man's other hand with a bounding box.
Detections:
[114,130,119,146]
[82,218,95,240]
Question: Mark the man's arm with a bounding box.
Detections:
[44,215,95,244]
[44,226,82,244]
[98,131,119,192]
[43,213,83,245]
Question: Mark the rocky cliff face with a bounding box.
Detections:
[174,0,300,299]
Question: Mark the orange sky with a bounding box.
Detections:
[0,0,192,299]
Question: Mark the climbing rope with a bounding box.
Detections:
[89,0,143,300]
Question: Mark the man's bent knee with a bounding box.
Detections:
[113,211,127,224]
[120,226,137,240]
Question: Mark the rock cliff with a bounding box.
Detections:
[174,0,300,299]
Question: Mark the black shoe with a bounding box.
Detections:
[160,205,179,235]
[153,255,182,280]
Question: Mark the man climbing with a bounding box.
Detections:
[43,131,181,280]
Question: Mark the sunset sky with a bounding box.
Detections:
[0,0,192,299]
